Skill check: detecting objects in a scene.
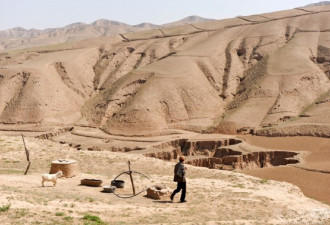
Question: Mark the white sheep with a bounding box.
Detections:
[41,170,63,187]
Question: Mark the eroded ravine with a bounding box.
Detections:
[145,137,300,171]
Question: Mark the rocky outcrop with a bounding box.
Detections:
[153,138,242,157]
[146,136,299,171]
[144,149,181,160]
[186,150,299,170]
[213,148,242,158]
[145,137,300,171]
[152,139,187,150]
[181,139,238,156]
[185,157,230,169]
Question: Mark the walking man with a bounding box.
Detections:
[171,156,187,202]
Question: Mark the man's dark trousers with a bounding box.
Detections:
[171,182,186,202]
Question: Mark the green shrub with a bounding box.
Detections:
[0,204,11,212]
[55,212,65,216]
[259,179,268,184]
[82,214,105,224]
[14,208,29,218]
[63,216,73,221]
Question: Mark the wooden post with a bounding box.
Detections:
[21,134,31,175]
[128,161,136,195]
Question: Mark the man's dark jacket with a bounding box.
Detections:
[173,162,186,183]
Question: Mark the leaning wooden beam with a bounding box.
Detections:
[128,161,136,195]
[21,134,31,175]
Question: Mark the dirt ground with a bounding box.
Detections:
[0,135,330,225]
[240,135,330,204]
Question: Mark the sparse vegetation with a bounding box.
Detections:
[0,169,24,174]
[0,204,11,212]
[82,214,105,224]
[233,183,245,188]
[13,208,29,218]
[259,179,268,184]
[55,212,65,216]
[86,197,94,202]
[63,216,73,221]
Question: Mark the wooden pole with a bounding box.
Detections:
[21,134,31,175]
[128,161,136,195]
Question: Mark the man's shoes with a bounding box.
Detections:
[170,195,174,201]
[180,200,187,203]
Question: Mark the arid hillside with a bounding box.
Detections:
[0,5,329,137]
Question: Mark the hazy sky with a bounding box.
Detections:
[0,0,318,30]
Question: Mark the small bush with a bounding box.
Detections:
[259,179,268,184]
[14,208,28,218]
[235,184,245,188]
[0,204,11,212]
[82,214,105,224]
[55,212,65,216]
[63,216,73,221]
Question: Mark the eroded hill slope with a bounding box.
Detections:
[0,6,329,136]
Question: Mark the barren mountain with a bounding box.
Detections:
[0,16,212,52]
[162,15,214,27]
[0,5,329,137]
